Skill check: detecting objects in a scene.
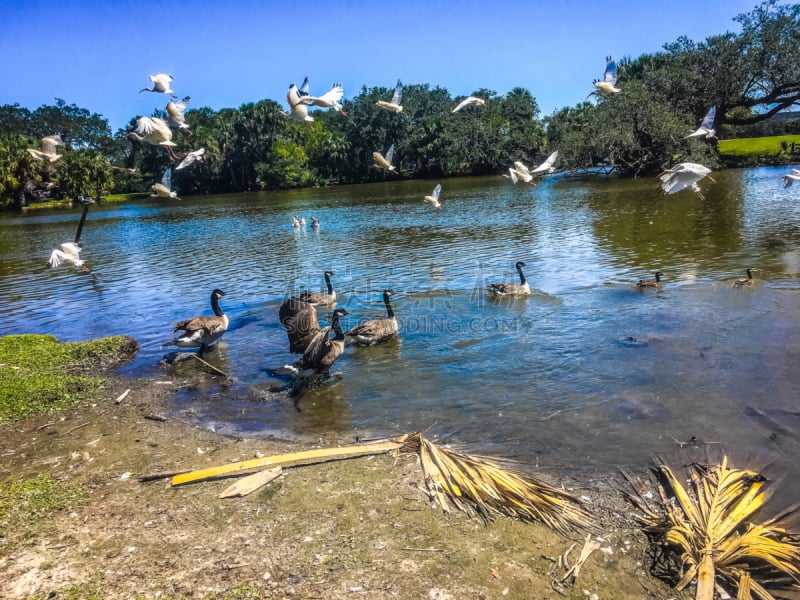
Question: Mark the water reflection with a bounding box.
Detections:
[1,168,799,506]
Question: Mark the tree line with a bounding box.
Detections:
[1,0,798,209]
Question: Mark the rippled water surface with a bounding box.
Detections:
[2,168,799,504]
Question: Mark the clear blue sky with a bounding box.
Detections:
[0,0,758,133]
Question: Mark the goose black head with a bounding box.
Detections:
[515,261,526,269]
[212,289,226,298]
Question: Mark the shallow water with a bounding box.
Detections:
[2,168,799,506]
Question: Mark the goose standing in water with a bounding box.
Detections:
[487,261,530,296]
[636,272,663,289]
[279,296,320,354]
[298,270,336,305]
[733,268,758,288]
[140,73,177,97]
[48,242,90,272]
[295,308,350,376]
[165,289,229,354]
[346,289,399,346]
[375,79,403,113]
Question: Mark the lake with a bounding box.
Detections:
[2,167,799,505]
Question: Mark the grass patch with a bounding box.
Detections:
[718,134,800,157]
[0,334,138,420]
[102,192,150,203]
[0,474,87,529]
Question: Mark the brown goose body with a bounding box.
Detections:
[167,289,228,353]
[279,296,320,354]
[346,289,399,346]
[733,268,757,288]
[297,308,349,374]
[636,271,663,289]
[297,271,336,305]
[487,261,531,296]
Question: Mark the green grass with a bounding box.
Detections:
[102,192,149,203]
[0,334,138,420]
[0,474,87,529]
[718,134,800,157]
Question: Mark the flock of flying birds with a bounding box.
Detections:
[38,61,795,383]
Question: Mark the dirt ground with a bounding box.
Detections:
[0,373,692,600]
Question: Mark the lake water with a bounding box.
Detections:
[2,167,799,505]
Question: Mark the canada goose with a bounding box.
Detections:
[48,242,90,272]
[127,116,178,161]
[685,106,717,140]
[373,144,397,173]
[487,261,530,296]
[151,168,181,199]
[297,270,336,305]
[296,308,350,375]
[658,162,716,198]
[279,296,321,354]
[636,271,664,289]
[375,79,403,113]
[140,73,177,97]
[783,169,800,188]
[346,289,399,346]
[27,135,66,162]
[423,183,443,210]
[587,56,621,99]
[176,147,205,170]
[733,268,758,288]
[310,216,320,228]
[285,82,314,122]
[165,289,229,354]
[298,80,347,115]
[452,96,485,113]
[166,96,192,134]
[292,215,301,228]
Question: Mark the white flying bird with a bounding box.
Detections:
[285,81,314,122]
[375,79,403,113]
[530,151,559,175]
[176,147,205,170]
[658,162,715,198]
[166,96,192,133]
[140,73,177,97]
[423,183,443,210]
[452,96,485,113]
[151,168,180,200]
[373,144,397,172]
[504,161,535,185]
[298,80,346,115]
[27,135,65,162]
[128,117,178,161]
[783,169,800,188]
[48,242,90,272]
[587,56,621,99]
[686,106,717,140]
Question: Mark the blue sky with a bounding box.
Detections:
[1,0,758,132]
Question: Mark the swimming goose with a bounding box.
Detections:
[636,271,663,289]
[346,289,399,346]
[27,135,66,162]
[140,73,177,97]
[295,308,350,375]
[297,271,336,306]
[48,242,90,272]
[487,261,530,295]
[375,79,403,113]
[310,216,320,228]
[423,183,443,210]
[783,169,800,188]
[151,168,181,199]
[587,56,621,99]
[165,289,229,354]
[733,268,758,288]
[685,106,717,140]
[452,96,485,113]
[373,144,397,173]
[658,162,715,198]
[176,147,205,170]
[279,295,321,354]
[285,82,314,122]
[166,96,192,134]
[299,81,347,115]
[127,116,178,161]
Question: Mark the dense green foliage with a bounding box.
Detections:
[0,1,797,208]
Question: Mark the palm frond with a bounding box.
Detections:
[626,456,800,600]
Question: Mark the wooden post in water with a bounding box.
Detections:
[73,203,90,244]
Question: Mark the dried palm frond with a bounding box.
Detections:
[624,456,800,600]
[170,431,593,535]
[395,432,593,534]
